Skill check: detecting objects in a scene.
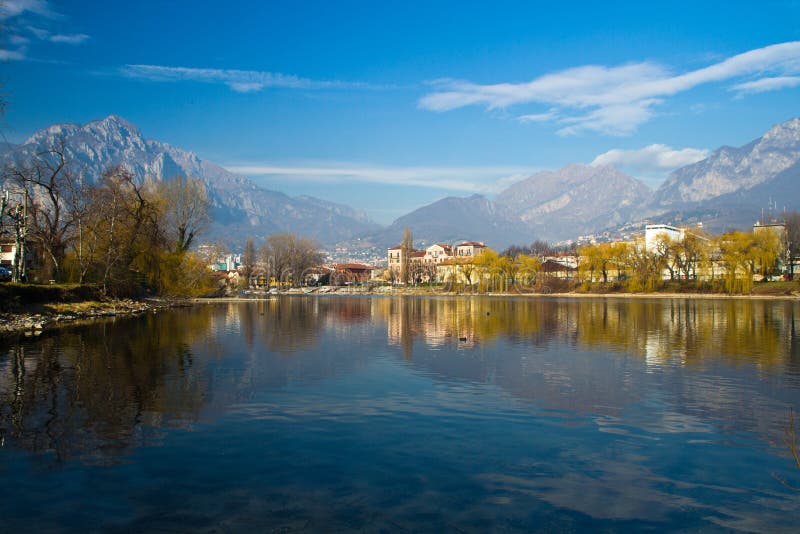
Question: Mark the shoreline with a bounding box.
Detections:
[192,288,800,302]
[0,298,189,339]
[5,288,798,338]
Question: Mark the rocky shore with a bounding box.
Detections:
[0,298,184,338]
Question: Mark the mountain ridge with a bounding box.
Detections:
[1,115,381,247]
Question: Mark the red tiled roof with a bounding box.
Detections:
[459,241,486,247]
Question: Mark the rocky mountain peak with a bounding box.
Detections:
[762,117,800,144]
[2,116,380,246]
[652,116,800,206]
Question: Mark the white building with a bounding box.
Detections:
[645,224,684,252]
[455,241,487,258]
[423,243,454,264]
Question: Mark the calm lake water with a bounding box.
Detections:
[2,296,800,532]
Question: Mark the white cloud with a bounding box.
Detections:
[224,162,535,193]
[591,144,709,183]
[517,110,559,123]
[731,76,800,94]
[420,41,800,135]
[49,33,89,44]
[0,0,55,20]
[0,3,88,60]
[0,48,26,61]
[120,64,381,93]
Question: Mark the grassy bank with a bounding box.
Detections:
[0,283,186,337]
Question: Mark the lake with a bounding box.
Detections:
[2,296,800,532]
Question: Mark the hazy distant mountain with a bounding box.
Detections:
[371,194,531,249]
[495,163,652,240]
[0,115,380,246]
[368,164,651,248]
[652,118,800,207]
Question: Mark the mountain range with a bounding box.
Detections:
[0,116,379,247]
[378,117,800,248]
[2,115,799,251]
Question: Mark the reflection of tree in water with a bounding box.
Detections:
[376,297,800,445]
[574,299,800,368]
[0,311,214,464]
[242,297,375,356]
[381,297,567,360]
[252,298,322,354]
[379,297,800,370]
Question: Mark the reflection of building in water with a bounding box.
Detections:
[385,299,480,358]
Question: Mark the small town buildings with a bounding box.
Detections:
[0,242,17,268]
[644,224,684,252]
[456,241,487,258]
[387,245,404,270]
[423,244,453,264]
[331,263,378,284]
[753,221,785,240]
[387,241,488,277]
[541,253,579,269]
[436,258,480,285]
[0,241,38,278]
[540,259,577,279]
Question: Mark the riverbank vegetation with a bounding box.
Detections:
[1,146,217,297]
[400,223,799,296]
[575,226,790,295]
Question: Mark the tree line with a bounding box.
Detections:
[1,144,215,296]
[239,233,325,288]
[401,220,800,295]
[578,222,797,294]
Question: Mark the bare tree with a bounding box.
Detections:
[92,167,159,294]
[260,233,323,288]
[66,172,96,283]
[400,226,413,285]
[3,140,78,281]
[241,238,256,287]
[151,175,210,253]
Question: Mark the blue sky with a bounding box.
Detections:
[2,0,800,223]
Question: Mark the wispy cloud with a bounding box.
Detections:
[0,48,27,61]
[517,110,559,123]
[0,1,88,60]
[731,75,800,94]
[48,33,90,44]
[120,64,382,93]
[420,41,800,135]
[224,162,534,193]
[0,0,56,20]
[591,144,709,184]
